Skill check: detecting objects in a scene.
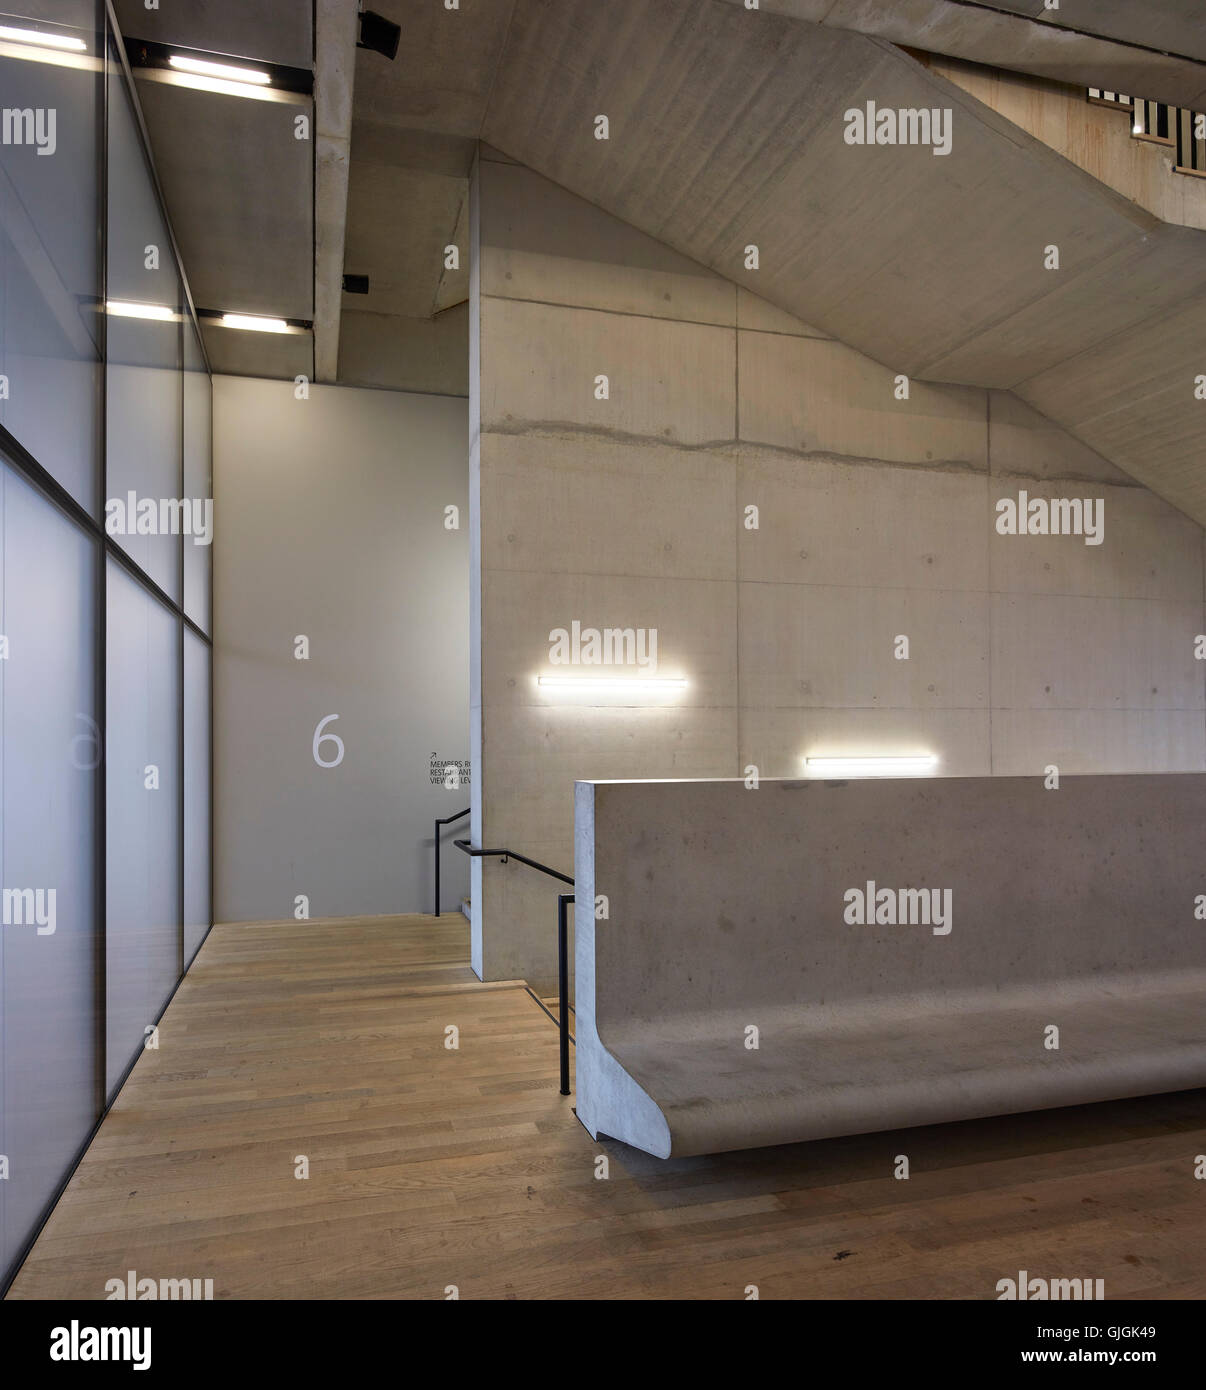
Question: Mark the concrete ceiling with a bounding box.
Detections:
[113,0,316,380]
[330,0,1206,402]
[351,0,512,141]
[715,1,1206,108]
[476,0,1206,524]
[342,124,467,317]
[112,0,494,393]
[119,0,1206,521]
[989,1,1206,64]
[336,0,515,396]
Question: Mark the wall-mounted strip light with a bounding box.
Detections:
[0,24,87,52]
[220,313,291,334]
[804,755,938,778]
[538,676,688,694]
[106,300,176,322]
[168,53,270,86]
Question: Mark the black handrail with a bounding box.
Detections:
[452,840,574,886]
[557,894,573,1096]
[453,838,575,1095]
[433,808,470,916]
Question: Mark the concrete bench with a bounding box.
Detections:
[573,775,1206,1158]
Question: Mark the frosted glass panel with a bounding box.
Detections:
[183,628,210,965]
[105,559,180,1098]
[0,4,211,1293]
[183,320,212,633]
[104,48,182,603]
[0,457,101,1287]
[0,1,104,511]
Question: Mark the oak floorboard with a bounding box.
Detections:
[7,915,1205,1300]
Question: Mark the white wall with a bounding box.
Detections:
[213,377,470,922]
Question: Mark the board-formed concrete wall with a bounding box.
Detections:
[573,775,1206,1158]
[471,150,1206,991]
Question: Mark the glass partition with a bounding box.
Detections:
[105,39,183,603]
[0,1,212,1289]
[0,1,104,513]
[183,318,212,632]
[104,559,182,1097]
[184,627,211,966]
[0,457,102,1305]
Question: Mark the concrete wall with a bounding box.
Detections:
[214,376,470,923]
[471,151,1206,991]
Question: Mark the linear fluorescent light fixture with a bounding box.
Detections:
[538,676,688,693]
[106,300,176,322]
[220,313,290,334]
[168,53,270,85]
[805,755,938,778]
[0,24,87,52]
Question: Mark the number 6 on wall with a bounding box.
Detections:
[312,714,345,768]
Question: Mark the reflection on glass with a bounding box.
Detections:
[0,1,103,513]
[105,39,182,603]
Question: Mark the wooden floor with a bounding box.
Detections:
[9,915,1206,1300]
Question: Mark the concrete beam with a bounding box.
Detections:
[314,0,358,384]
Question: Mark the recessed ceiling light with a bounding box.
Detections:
[220,313,291,334]
[804,755,938,778]
[0,24,87,52]
[106,300,176,321]
[168,53,271,85]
